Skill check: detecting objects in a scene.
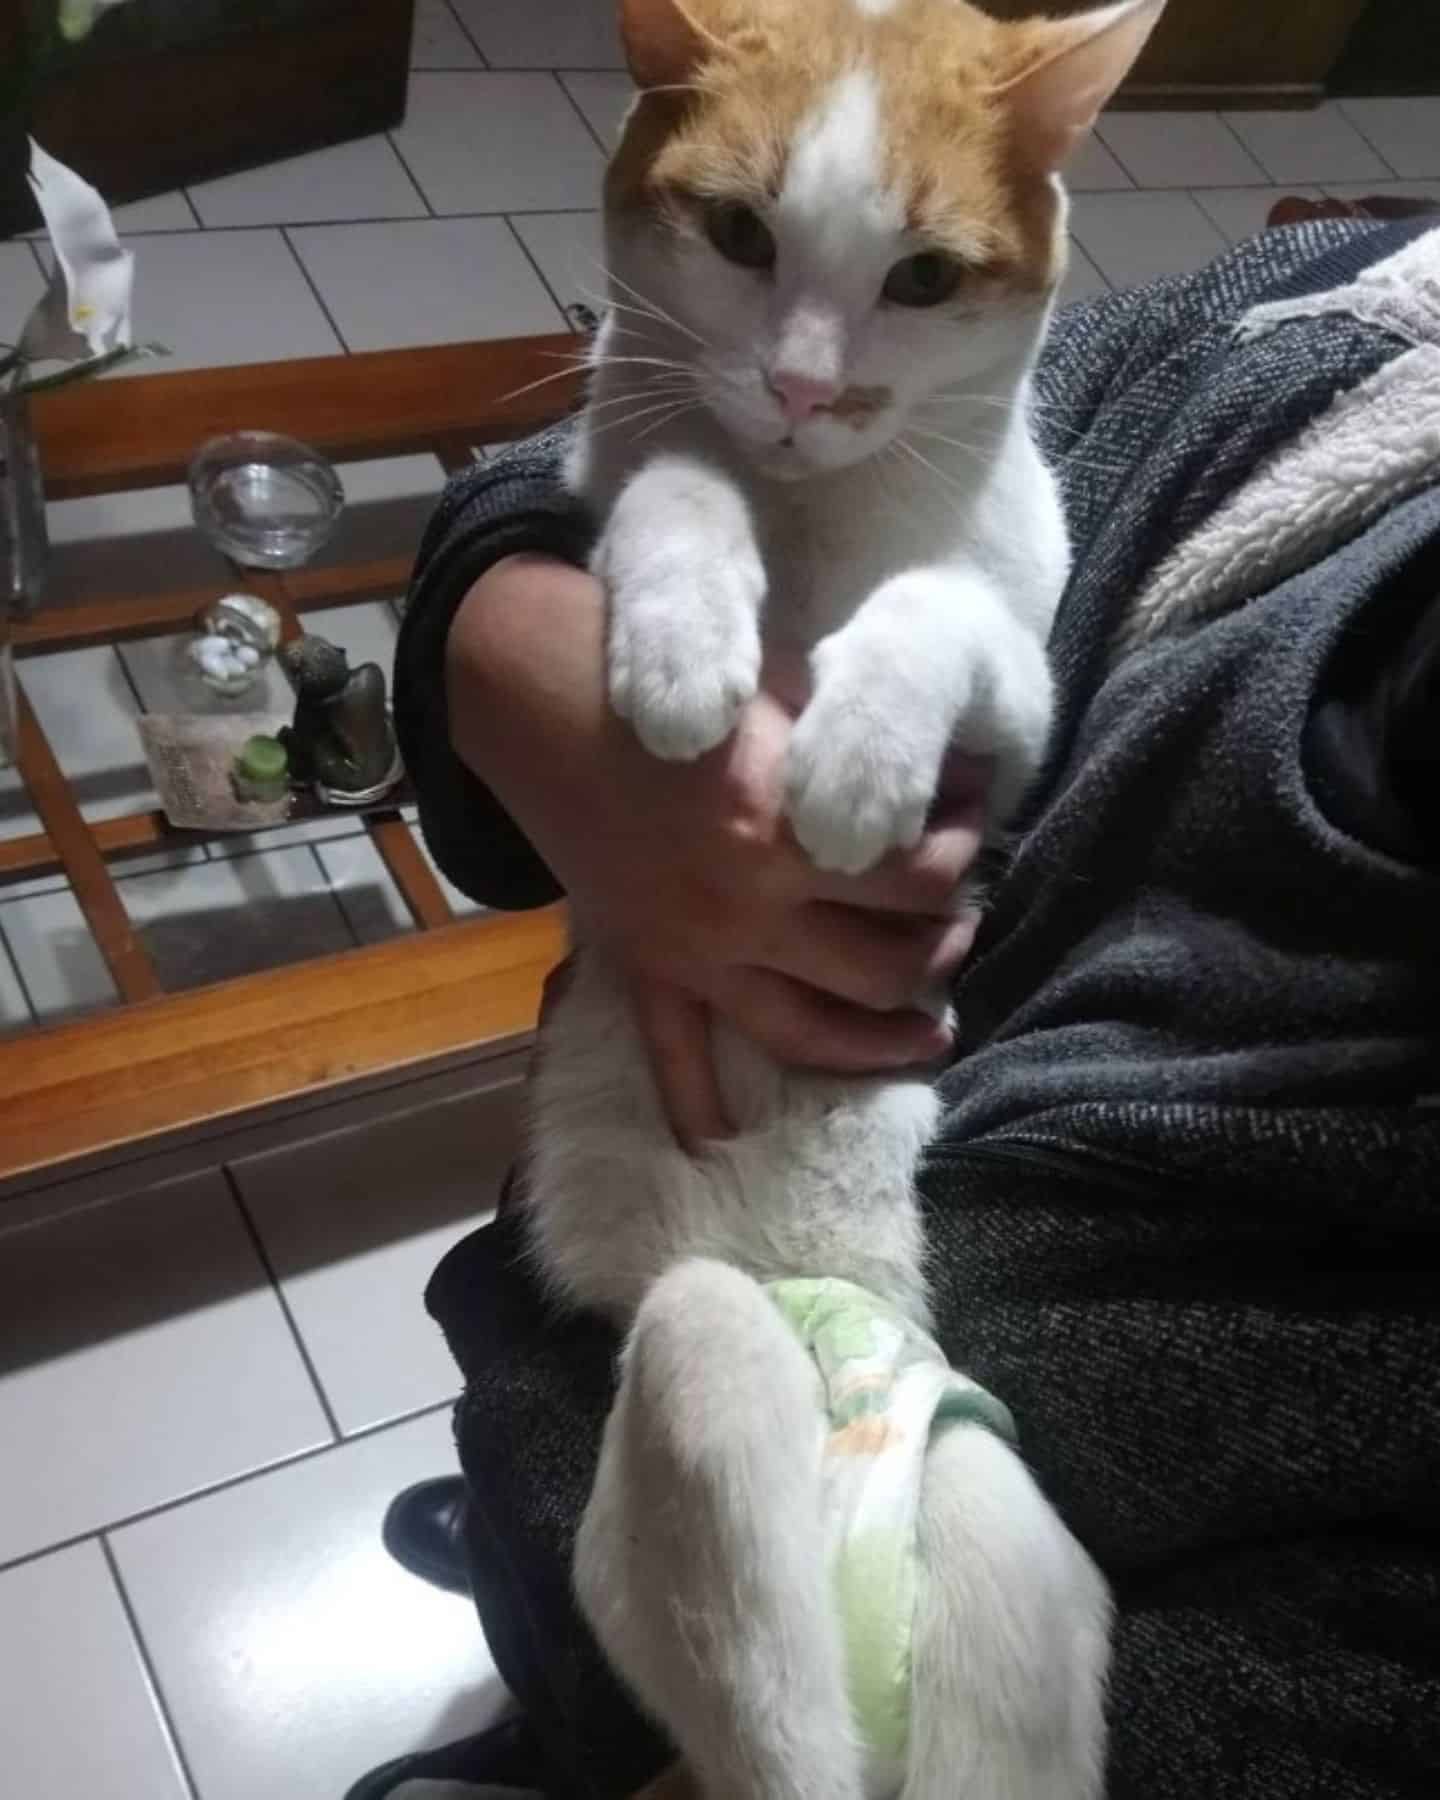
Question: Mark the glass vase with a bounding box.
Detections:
[1,390,49,619]
[1,390,50,765]
[0,593,13,769]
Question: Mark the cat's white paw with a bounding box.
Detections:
[785,691,941,875]
[595,459,766,762]
[608,559,764,760]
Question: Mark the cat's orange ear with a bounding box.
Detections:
[618,0,710,89]
[1001,0,1166,173]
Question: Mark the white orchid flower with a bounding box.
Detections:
[56,0,134,43]
[18,139,134,364]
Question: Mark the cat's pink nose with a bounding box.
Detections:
[767,371,840,424]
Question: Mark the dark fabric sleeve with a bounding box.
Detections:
[394,425,594,911]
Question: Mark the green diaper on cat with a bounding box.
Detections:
[765,1277,1018,1776]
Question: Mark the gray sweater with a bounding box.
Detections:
[397,218,1440,1799]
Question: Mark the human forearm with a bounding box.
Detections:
[394,436,591,910]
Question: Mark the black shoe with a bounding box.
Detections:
[343,1714,545,1798]
[382,1476,472,1596]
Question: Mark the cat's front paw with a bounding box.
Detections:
[785,693,941,876]
[601,545,765,762]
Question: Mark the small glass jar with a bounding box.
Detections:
[176,592,284,703]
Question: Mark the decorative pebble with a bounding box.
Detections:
[189,631,260,690]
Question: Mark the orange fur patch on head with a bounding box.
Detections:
[607,0,1087,295]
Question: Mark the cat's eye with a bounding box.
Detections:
[704,201,777,272]
[882,251,965,308]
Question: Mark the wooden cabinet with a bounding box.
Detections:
[0,0,414,234]
[1331,0,1440,95]
[981,0,1374,107]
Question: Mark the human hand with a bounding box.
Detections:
[447,554,988,1148]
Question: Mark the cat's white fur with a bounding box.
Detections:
[522,6,1162,1795]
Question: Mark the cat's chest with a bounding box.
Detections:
[763,536,876,647]
[754,482,959,647]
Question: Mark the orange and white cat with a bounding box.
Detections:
[525,4,1165,1797]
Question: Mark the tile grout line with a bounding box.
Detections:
[553,69,610,156]
[1062,208,1122,289]
[501,215,573,332]
[1334,99,1403,180]
[111,641,150,719]
[1089,118,1145,189]
[222,1164,346,1443]
[193,824,366,868]
[99,1534,205,1800]
[1064,235,1113,294]
[440,0,489,66]
[180,187,205,229]
[278,225,353,355]
[1187,189,1234,245]
[71,206,604,240]
[0,911,40,1025]
[304,839,370,952]
[0,1397,463,1584]
[1214,111,1275,186]
[385,129,439,219]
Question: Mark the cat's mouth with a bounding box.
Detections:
[770,384,894,439]
[828,384,893,423]
[765,384,894,455]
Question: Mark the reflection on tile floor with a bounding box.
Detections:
[111,1407,511,1800]
[0,1086,519,1799]
[5,11,1439,1789]
[0,1168,331,1566]
[0,1541,192,1800]
[230,1082,520,1432]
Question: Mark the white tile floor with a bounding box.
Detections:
[3,6,1439,1789]
[0,1079,521,1800]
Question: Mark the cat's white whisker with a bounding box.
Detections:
[587,354,698,377]
[494,363,597,407]
[591,260,710,349]
[583,396,706,441]
[582,385,698,419]
[891,434,973,495]
[633,401,702,441]
[903,429,999,467]
[588,294,709,350]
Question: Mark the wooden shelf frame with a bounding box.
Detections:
[2,337,583,1183]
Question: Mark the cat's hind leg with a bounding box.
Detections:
[576,1257,866,1800]
[902,1423,1111,1800]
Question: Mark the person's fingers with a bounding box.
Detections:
[631,978,735,1154]
[809,818,985,916]
[935,747,994,811]
[764,906,976,1012]
[718,967,954,1074]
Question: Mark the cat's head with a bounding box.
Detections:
[603,0,1162,478]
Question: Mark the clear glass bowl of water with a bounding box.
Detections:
[188,431,344,569]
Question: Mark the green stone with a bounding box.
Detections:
[232,734,289,802]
